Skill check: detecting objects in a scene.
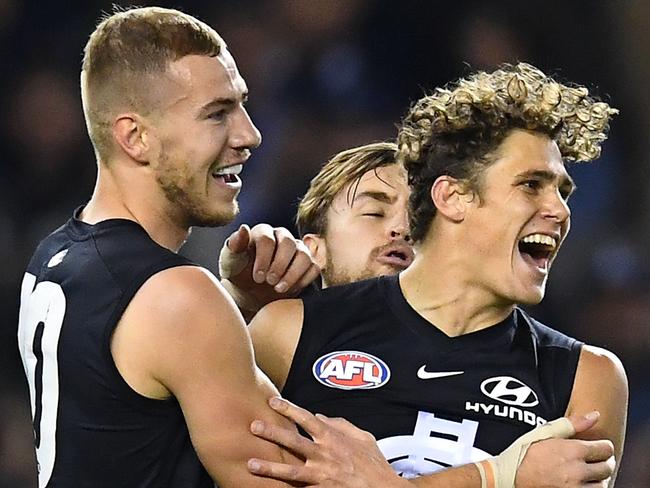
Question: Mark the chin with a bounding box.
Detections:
[377,266,402,278]
[190,204,239,228]
[515,285,546,306]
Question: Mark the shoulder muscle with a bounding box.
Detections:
[114,265,296,486]
[568,344,628,486]
[249,299,304,390]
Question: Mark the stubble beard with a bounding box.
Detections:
[156,154,238,229]
[321,252,380,287]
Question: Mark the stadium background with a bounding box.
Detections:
[1,1,648,485]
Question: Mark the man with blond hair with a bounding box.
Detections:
[295,141,414,287]
[16,7,324,487]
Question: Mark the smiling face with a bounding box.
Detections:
[149,50,261,228]
[307,164,414,287]
[459,129,575,305]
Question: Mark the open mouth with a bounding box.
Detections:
[377,245,414,269]
[212,164,243,184]
[517,233,557,271]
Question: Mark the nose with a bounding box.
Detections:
[230,106,262,151]
[542,188,571,224]
[389,209,411,242]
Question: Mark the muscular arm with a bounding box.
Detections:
[111,266,300,487]
[565,345,628,486]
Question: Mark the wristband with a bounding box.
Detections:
[475,459,495,488]
[475,417,575,488]
[218,239,250,279]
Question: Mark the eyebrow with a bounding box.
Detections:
[352,191,395,206]
[516,169,577,194]
[197,92,248,117]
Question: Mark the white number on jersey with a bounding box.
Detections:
[17,272,67,488]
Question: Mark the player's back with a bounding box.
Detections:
[17,210,212,488]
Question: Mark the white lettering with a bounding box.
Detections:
[363,362,381,383]
[509,406,523,422]
[343,360,365,379]
[524,411,536,426]
[464,402,548,428]
[319,359,344,378]
[465,402,480,413]
[494,405,508,417]
[480,404,494,415]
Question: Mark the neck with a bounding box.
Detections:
[399,237,515,337]
[80,161,190,252]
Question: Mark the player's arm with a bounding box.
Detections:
[565,345,628,486]
[249,398,615,488]
[219,224,320,321]
[111,266,301,487]
[248,298,305,390]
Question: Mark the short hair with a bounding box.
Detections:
[81,6,224,161]
[397,62,618,242]
[296,142,398,237]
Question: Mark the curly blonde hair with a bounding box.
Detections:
[396,62,618,242]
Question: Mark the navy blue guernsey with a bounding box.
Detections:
[17,209,213,487]
[283,275,583,478]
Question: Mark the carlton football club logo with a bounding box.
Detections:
[312,350,391,390]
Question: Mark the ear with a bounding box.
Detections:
[430,176,473,222]
[302,233,327,270]
[112,113,151,164]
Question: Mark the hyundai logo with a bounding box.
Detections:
[480,376,539,407]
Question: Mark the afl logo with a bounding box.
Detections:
[480,376,539,407]
[313,351,390,390]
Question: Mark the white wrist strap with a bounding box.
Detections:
[218,240,259,313]
[218,239,250,279]
[475,417,575,488]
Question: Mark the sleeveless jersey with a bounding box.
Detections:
[283,275,583,478]
[17,209,213,488]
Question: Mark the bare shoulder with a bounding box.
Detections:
[112,265,250,399]
[138,265,240,321]
[131,264,253,378]
[249,298,304,390]
[251,298,304,328]
[568,344,628,486]
[569,343,628,417]
[128,264,251,347]
[115,265,300,485]
[576,344,628,393]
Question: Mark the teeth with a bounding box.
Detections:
[213,164,243,176]
[521,234,556,248]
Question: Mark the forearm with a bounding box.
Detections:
[408,464,481,488]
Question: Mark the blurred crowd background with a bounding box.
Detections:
[1,0,649,486]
